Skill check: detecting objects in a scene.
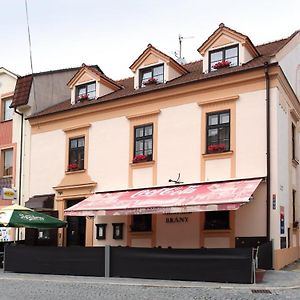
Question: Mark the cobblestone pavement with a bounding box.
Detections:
[0,265,300,300]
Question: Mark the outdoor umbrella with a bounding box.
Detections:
[0,204,67,229]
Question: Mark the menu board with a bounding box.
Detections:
[0,227,15,242]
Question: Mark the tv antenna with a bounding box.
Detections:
[174,34,194,59]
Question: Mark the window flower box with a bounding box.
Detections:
[67,163,79,171]
[133,154,148,163]
[212,60,231,70]
[77,94,89,102]
[208,143,226,153]
[144,77,158,86]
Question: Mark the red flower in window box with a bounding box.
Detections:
[212,60,231,70]
[144,77,158,85]
[133,154,148,163]
[77,94,89,102]
[208,143,226,153]
[68,163,79,171]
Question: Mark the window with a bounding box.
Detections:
[139,64,164,87]
[2,98,13,121]
[204,211,230,230]
[131,214,152,232]
[96,224,107,240]
[209,45,238,71]
[76,81,96,101]
[112,223,124,240]
[68,137,85,171]
[206,110,230,153]
[2,149,13,176]
[292,124,296,160]
[134,124,153,162]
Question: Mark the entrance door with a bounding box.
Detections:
[66,200,86,246]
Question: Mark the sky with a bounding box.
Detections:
[0,0,299,80]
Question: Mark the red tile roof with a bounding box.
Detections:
[28,32,298,120]
[11,75,33,108]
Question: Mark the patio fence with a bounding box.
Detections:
[4,244,253,283]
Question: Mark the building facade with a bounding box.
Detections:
[0,67,17,242]
[16,24,300,269]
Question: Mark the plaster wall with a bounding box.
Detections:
[29,129,65,196]
[27,69,78,114]
[235,90,267,178]
[205,159,231,181]
[88,117,129,191]
[156,213,200,248]
[235,183,267,236]
[0,73,16,95]
[93,215,128,247]
[157,103,201,185]
[277,33,300,97]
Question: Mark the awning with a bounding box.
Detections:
[25,194,54,210]
[64,178,262,216]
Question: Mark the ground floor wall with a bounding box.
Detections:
[273,228,300,269]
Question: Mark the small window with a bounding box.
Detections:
[96,224,107,240]
[2,98,13,121]
[204,211,230,230]
[2,148,13,176]
[133,124,153,162]
[68,137,85,171]
[112,223,124,240]
[139,64,164,87]
[209,45,238,71]
[76,82,96,101]
[131,214,152,232]
[292,124,296,160]
[206,111,230,153]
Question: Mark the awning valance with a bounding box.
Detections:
[64,178,262,216]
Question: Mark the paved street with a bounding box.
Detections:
[0,265,300,300]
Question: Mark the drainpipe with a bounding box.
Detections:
[14,108,24,241]
[264,62,271,241]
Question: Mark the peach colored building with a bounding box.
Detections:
[16,24,300,269]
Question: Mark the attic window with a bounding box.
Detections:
[139,64,164,87]
[209,45,238,71]
[76,81,96,101]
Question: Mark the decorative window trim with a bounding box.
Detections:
[112,223,124,240]
[75,81,96,102]
[96,224,107,240]
[139,64,164,87]
[133,123,153,163]
[208,44,239,72]
[206,110,230,154]
[1,97,13,122]
[67,136,85,172]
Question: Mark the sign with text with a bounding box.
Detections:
[1,188,17,200]
[65,179,262,216]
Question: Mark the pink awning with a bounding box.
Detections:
[64,178,262,216]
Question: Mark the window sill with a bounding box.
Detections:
[292,159,299,167]
[202,150,233,158]
[65,169,86,175]
[203,229,231,234]
[0,119,13,123]
[130,231,152,235]
[130,160,155,168]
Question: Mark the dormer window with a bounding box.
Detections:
[76,81,96,101]
[209,45,238,71]
[139,64,164,87]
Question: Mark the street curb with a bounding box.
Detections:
[1,272,300,291]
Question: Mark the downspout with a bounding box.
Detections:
[264,62,271,241]
[14,108,23,207]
